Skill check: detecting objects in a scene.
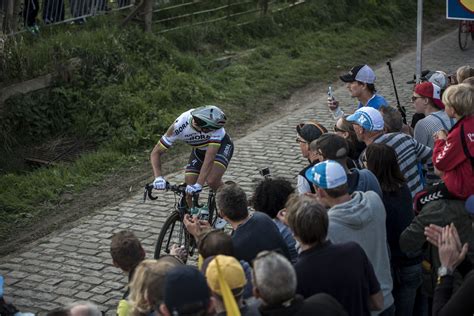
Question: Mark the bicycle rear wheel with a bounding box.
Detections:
[458,20,470,50]
[154,211,190,259]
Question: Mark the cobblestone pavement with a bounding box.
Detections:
[1,30,473,314]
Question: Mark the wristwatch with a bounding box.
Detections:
[437,266,453,278]
[437,266,453,285]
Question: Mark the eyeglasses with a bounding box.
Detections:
[411,96,425,102]
[296,138,307,144]
[333,124,347,133]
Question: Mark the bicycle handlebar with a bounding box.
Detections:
[144,182,202,208]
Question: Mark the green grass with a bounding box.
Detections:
[0,0,450,242]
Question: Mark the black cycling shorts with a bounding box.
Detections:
[185,134,234,175]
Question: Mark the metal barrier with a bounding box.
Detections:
[1,0,134,36]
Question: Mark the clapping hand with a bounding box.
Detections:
[424,223,469,270]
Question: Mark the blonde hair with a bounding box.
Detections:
[129,258,182,315]
[462,76,474,87]
[442,83,474,116]
[456,65,474,83]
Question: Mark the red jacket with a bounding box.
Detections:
[433,115,474,199]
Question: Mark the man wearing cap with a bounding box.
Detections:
[328,64,388,119]
[285,195,383,316]
[305,160,394,315]
[412,82,455,149]
[310,134,382,198]
[205,255,260,316]
[160,265,214,316]
[346,107,433,198]
[295,121,328,194]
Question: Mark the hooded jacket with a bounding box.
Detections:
[327,191,394,312]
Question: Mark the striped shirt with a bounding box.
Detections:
[414,111,455,149]
[372,133,433,198]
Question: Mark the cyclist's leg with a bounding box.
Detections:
[207,135,234,191]
[185,149,204,185]
[185,149,204,206]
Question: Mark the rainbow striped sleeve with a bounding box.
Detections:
[159,136,172,150]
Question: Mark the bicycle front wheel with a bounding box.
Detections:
[154,211,190,259]
[458,20,470,50]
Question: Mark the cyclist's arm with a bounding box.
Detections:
[151,124,175,177]
[196,144,220,186]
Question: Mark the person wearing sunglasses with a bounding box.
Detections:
[295,121,327,195]
[150,105,234,195]
[411,82,455,149]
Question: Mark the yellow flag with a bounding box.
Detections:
[216,257,241,316]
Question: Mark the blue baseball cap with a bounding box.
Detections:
[346,107,384,131]
[305,160,347,189]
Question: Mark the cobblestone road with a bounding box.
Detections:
[1,30,473,314]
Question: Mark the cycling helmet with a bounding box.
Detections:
[191,105,227,130]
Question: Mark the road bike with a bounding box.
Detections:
[144,182,223,260]
[458,20,474,50]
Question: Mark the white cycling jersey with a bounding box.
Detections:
[159,109,226,151]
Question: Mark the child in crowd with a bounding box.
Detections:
[415,83,474,211]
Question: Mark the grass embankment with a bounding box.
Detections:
[0,0,451,246]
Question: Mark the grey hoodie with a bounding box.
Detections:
[327,191,394,313]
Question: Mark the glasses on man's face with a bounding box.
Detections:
[296,138,307,144]
[411,95,424,102]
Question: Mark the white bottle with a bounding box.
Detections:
[328,86,344,120]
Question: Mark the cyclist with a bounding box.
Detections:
[150,105,234,196]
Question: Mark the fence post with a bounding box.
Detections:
[258,0,268,16]
[143,0,153,32]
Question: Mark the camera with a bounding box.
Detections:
[259,167,271,178]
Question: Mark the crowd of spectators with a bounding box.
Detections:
[2,64,473,316]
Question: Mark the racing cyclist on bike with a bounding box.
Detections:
[150,105,234,197]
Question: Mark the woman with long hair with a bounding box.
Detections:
[364,143,422,316]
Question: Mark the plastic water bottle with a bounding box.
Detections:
[214,217,228,230]
[197,206,209,221]
[328,86,344,119]
[190,206,199,217]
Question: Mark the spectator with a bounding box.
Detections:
[251,177,298,263]
[462,76,474,86]
[399,197,474,310]
[346,106,433,197]
[186,182,291,263]
[129,258,183,316]
[197,229,253,299]
[23,0,39,32]
[328,64,387,119]
[310,133,382,197]
[364,143,422,316]
[285,195,383,315]
[333,116,366,168]
[305,160,394,314]
[253,250,348,316]
[160,266,214,316]
[411,82,455,149]
[433,83,474,200]
[110,230,145,316]
[415,83,474,210]
[66,302,101,316]
[205,255,260,315]
[295,121,327,194]
[424,223,473,316]
[456,65,474,84]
